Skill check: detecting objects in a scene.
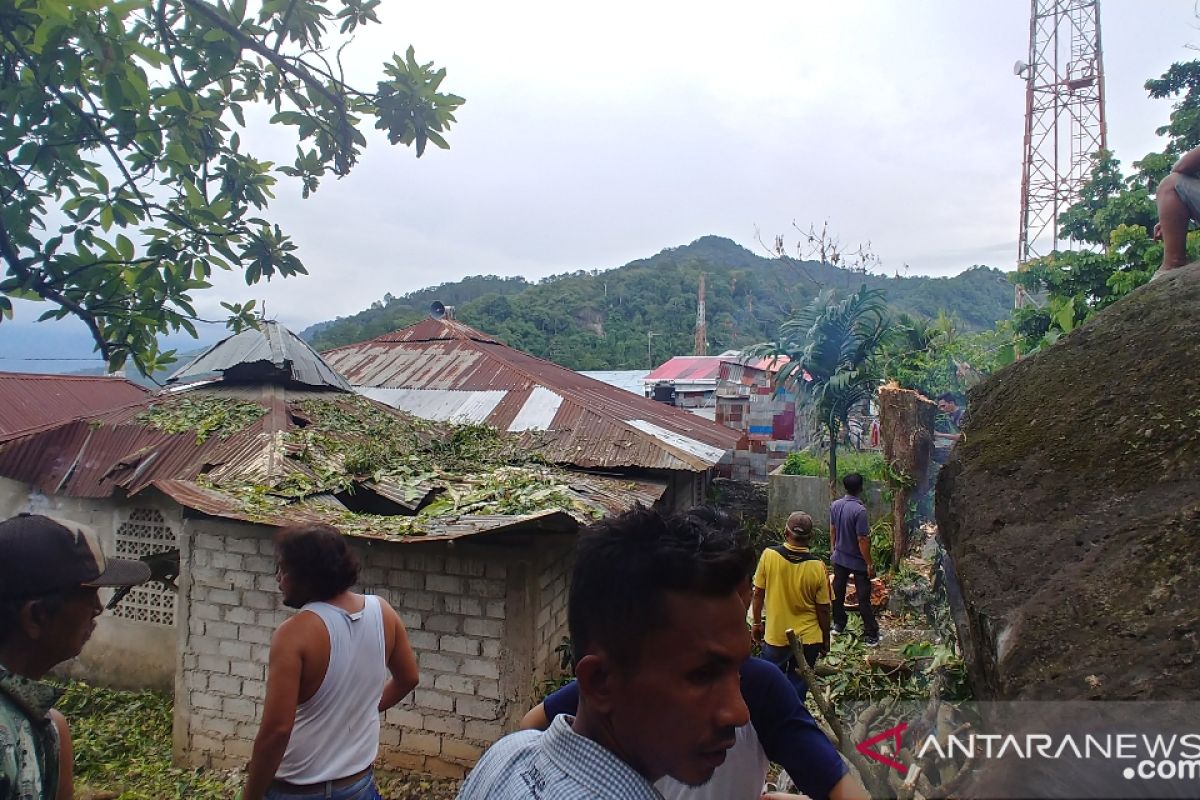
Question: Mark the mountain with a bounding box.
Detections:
[304,236,1014,370]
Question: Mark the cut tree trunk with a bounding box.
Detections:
[877,382,936,564]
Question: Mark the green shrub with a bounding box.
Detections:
[781,449,886,483]
[781,450,824,476]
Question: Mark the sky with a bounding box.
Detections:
[2,0,1198,370]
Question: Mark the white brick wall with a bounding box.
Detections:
[533,546,574,683]
[177,519,517,779]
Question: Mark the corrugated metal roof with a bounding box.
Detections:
[0,372,148,436]
[645,356,725,383]
[0,381,667,541]
[168,321,352,391]
[625,419,731,464]
[577,370,649,396]
[357,387,506,423]
[646,355,789,384]
[322,320,739,471]
[507,386,563,432]
[153,479,580,542]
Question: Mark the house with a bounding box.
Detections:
[715,355,812,482]
[0,323,659,778]
[642,355,728,419]
[0,371,147,436]
[322,319,741,510]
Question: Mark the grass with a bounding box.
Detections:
[780,449,887,482]
[55,682,235,800]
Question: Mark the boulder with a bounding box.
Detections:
[937,263,1200,699]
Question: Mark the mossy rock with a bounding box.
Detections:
[937,262,1200,700]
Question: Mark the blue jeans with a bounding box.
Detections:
[759,645,819,705]
[265,773,381,800]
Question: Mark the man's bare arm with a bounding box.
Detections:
[243,620,305,800]
[378,599,419,712]
[815,603,832,652]
[750,586,766,642]
[520,703,550,731]
[50,709,72,800]
[858,535,874,579]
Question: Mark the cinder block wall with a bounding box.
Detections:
[533,547,574,684]
[175,519,567,779]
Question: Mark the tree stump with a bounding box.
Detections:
[877,382,936,564]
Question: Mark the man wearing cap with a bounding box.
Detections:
[0,513,151,800]
[750,511,831,698]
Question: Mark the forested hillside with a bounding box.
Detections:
[305,237,1012,369]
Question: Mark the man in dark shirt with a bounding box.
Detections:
[829,473,880,647]
[0,514,150,800]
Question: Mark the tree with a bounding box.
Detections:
[0,0,463,374]
[757,285,891,497]
[1012,60,1200,353]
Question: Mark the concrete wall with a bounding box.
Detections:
[532,545,574,684]
[0,478,178,690]
[766,469,887,531]
[176,518,575,779]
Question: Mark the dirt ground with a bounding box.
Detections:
[379,775,461,799]
[937,263,1200,699]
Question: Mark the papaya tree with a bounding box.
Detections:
[757,285,892,497]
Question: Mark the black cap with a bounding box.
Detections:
[0,514,151,600]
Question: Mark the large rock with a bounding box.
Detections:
[937,263,1200,700]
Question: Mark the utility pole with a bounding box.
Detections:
[1015,0,1107,309]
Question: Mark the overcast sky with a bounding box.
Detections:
[3,0,1198,367]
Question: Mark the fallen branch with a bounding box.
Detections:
[786,628,891,796]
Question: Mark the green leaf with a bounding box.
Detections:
[115,234,134,261]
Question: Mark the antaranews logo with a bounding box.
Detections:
[853,707,1200,800]
[856,722,909,775]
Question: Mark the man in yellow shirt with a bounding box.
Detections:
[750,512,831,696]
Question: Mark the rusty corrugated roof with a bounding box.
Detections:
[645,356,725,383]
[0,372,148,436]
[0,382,666,541]
[322,319,739,471]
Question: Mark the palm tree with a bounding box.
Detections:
[756,285,891,497]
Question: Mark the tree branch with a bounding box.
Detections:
[0,220,112,360]
[180,0,346,112]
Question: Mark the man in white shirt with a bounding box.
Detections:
[243,524,419,800]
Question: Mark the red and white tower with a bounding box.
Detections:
[1016,0,1107,299]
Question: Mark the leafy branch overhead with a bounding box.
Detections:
[0,0,464,375]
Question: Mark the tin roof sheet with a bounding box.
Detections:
[322,320,739,471]
[0,372,148,436]
[168,321,352,391]
[357,387,506,423]
[644,356,725,383]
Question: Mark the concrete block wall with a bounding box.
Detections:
[532,545,574,684]
[176,519,518,780]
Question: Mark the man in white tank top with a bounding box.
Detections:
[242,524,419,800]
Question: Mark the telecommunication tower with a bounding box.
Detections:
[1015,0,1107,304]
[693,273,707,356]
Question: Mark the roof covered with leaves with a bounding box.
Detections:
[322,318,741,471]
[0,385,663,542]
